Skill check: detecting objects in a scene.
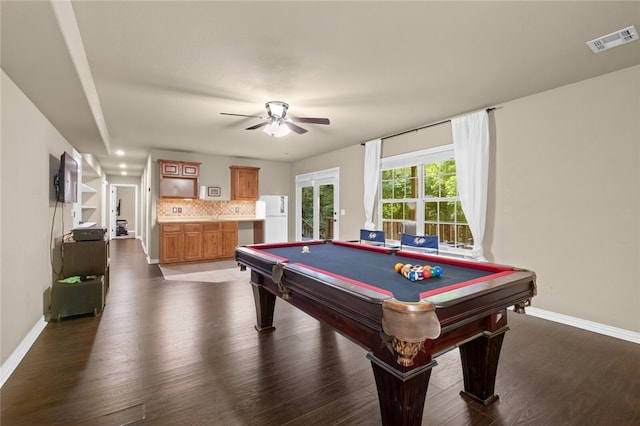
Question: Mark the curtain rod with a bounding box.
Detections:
[361,107,496,145]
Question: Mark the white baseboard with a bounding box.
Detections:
[138,238,158,264]
[524,306,640,344]
[1,316,48,388]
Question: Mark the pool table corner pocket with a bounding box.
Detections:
[381,299,441,367]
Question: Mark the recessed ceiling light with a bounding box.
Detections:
[120,163,127,168]
[115,149,125,156]
[121,171,127,176]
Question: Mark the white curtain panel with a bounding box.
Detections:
[363,139,381,230]
[452,110,489,261]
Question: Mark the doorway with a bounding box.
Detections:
[109,184,139,239]
[295,168,339,241]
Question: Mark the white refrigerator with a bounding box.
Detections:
[258,195,288,243]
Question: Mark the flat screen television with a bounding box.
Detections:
[55,152,78,203]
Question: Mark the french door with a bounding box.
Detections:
[295,168,339,241]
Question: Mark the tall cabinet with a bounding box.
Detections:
[230,165,260,201]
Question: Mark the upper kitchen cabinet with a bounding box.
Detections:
[158,159,201,199]
[230,165,260,201]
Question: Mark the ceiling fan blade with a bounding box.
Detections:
[284,122,308,134]
[246,121,269,131]
[289,117,330,125]
[220,112,264,119]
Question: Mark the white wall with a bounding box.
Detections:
[115,186,136,232]
[1,71,76,364]
[489,65,639,331]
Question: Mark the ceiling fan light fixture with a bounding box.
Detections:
[221,101,328,135]
[266,101,288,119]
[263,120,291,137]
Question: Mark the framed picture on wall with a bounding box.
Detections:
[207,186,221,197]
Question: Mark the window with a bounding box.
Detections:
[381,166,418,240]
[379,146,473,251]
[423,160,473,249]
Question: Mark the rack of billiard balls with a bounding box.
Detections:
[395,263,443,282]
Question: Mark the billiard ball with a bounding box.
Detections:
[302,246,310,253]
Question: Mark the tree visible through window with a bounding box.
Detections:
[424,160,473,248]
[380,158,473,250]
[381,166,418,240]
[301,184,335,240]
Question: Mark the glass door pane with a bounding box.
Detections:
[319,184,334,240]
[295,167,339,242]
[301,185,314,240]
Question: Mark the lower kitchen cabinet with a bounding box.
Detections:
[203,223,220,259]
[160,224,184,263]
[221,222,238,258]
[160,221,237,264]
[184,224,203,261]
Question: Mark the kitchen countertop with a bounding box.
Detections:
[157,216,263,223]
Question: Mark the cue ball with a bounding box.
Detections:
[302,246,310,253]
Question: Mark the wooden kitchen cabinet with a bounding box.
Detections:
[159,161,181,176]
[181,163,199,177]
[230,165,260,201]
[160,221,237,264]
[159,160,200,177]
[221,222,238,257]
[160,224,184,263]
[183,223,203,261]
[203,222,238,260]
[203,223,221,259]
[158,159,201,199]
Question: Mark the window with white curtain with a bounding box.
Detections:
[378,145,473,252]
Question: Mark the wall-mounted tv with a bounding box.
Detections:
[55,152,78,203]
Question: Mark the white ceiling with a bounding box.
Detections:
[2,1,639,177]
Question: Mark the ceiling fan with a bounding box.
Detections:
[220,101,330,137]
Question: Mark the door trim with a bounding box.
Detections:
[109,183,139,239]
[295,167,339,241]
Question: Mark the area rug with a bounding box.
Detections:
[158,259,249,283]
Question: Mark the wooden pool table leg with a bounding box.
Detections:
[251,282,276,333]
[367,353,436,426]
[458,310,510,405]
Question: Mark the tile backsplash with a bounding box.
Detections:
[157,199,256,217]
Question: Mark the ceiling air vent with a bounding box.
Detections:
[586,25,638,53]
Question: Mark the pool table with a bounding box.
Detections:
[236,240,536,425]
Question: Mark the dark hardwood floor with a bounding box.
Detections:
[2,239,639,425]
